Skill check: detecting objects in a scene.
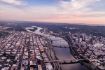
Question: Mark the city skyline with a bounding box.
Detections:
[0,0,105,25]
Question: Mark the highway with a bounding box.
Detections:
[63,32,105,70]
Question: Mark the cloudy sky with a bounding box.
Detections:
[0,0,105,25]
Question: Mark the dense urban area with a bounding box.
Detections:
[0,21,105,70]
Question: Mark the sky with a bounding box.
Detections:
[0,0,105,25]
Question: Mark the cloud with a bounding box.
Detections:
[58,0,102,14]
[0,0,105,24]
[0,5,58,21]
[0,0,25,5]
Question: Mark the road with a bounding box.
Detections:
[0,31,71,70]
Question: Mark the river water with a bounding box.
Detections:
[26,26,88,70]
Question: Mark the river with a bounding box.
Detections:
[26,26,88,70]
